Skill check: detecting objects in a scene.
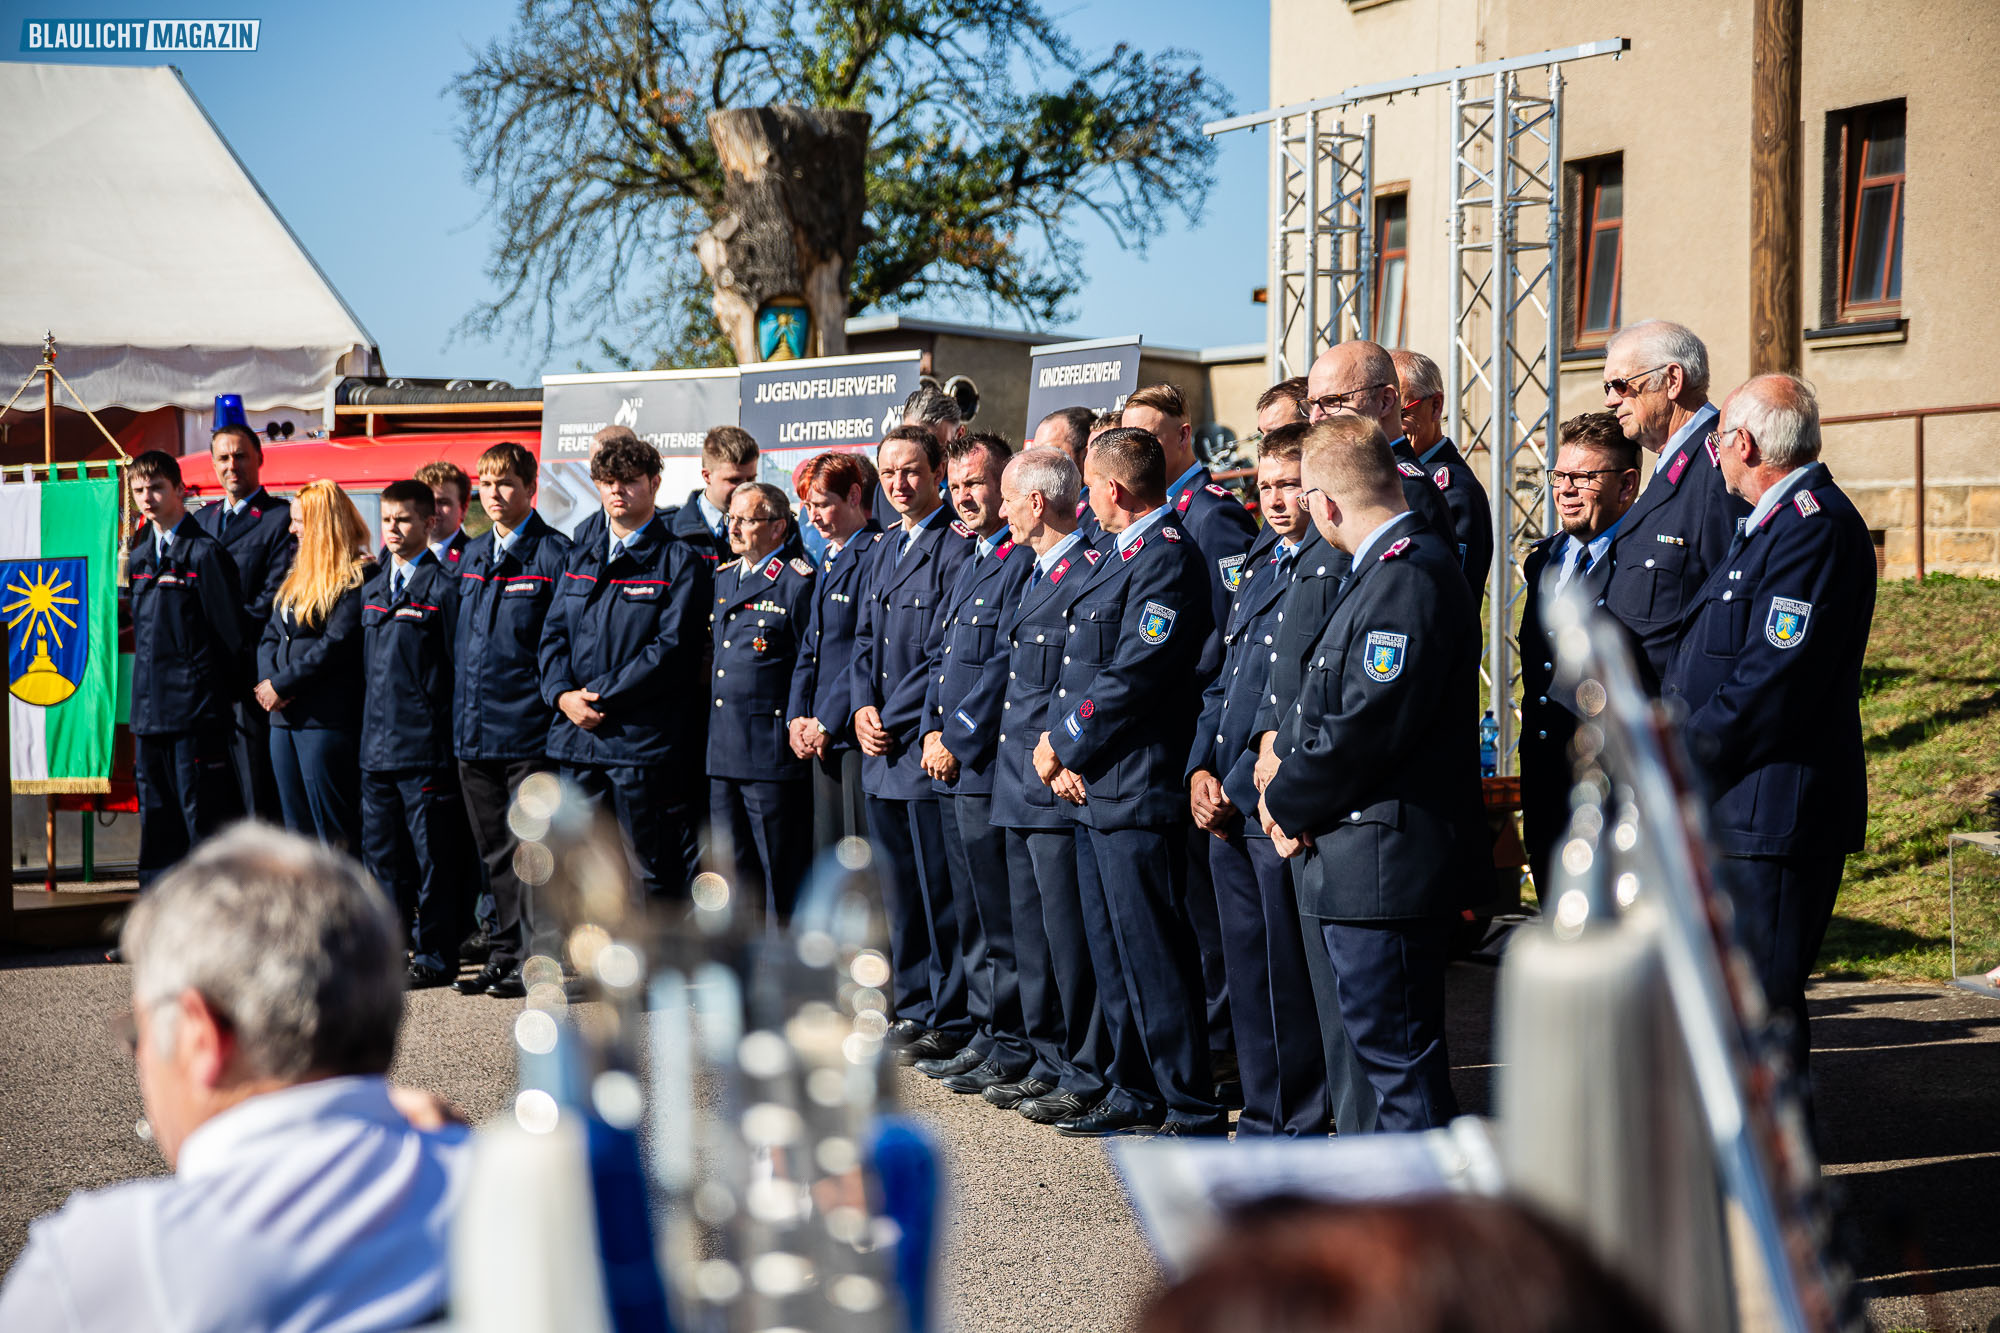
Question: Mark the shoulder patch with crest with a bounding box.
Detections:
[1082,548,1103,565]
[1139,601,1176,644]
[1379,536,1412,562]
[1161,526,1180,543]
[950,519,973,538]
[1765,597,1811,649]
[790,556,814,575]
[762,556,785,581]
[1792,490,1821,517]
[1362,630,1407,682]
[1433,466,1451,490]
[1218,553,1245,590]
[1397,460,1424,478]
[1205,483,1231,498]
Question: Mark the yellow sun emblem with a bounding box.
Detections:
[6,563,81,706]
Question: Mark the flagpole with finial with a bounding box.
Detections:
[42,332,55,470]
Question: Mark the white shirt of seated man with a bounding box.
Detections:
[0,825,472,1333]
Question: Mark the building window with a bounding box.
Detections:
[1832,101,1905,320]
[1572,156,1624,347]
[1373,193,1408,347]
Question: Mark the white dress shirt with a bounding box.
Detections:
[0,1076,471,1333]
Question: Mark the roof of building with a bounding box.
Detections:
[843,314,1261,365]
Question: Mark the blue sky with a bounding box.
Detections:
[6,1,1271,386]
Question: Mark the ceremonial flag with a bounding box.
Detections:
[0,476,120,793]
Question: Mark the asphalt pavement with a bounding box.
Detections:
[2,948,1995,1332]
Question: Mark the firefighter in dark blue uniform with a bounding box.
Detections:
[1304,342,1457,557]
[1662,373,1875,1088]
[987,447,1123,1125]
[708,481,816,919]
[1029,406,1103,546]
[1392,348,1494,599]
[540,433,712,898]
[1186,423,1331,1137]
[358,480,466,988]
[127,451,247,885]
[1598,321,1751,687]
[913,434,1039,1095]
[1260,417,1486,1133]
[450,443,570,998]
[787,451,883,850]
[190,423,294,821]
[1517,414,1639,900]
[847,426,977,1063]
[1035,427,1224,1137]
[666,426,761,568]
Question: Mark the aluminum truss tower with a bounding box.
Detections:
[1206,38,1628,774]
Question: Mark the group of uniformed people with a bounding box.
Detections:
[123,317,1870,1131]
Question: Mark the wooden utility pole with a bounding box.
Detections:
[1750,0,1803,374]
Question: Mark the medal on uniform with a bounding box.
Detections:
[752,636,768,653]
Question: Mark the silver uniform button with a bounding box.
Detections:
[1349,811,1361,821]
[999,734,1007,742]
[1645,558,1656,568]
[1723,591,1733,601]
[716,669,725,677]
[1058,689,1066,697]
[1269,652,1277,662]
[714,698,723,707]
[1037,634,1045,642]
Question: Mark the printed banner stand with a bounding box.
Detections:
[737,351,923,503]
[539,367,741,535]
[1022,335,1143,439]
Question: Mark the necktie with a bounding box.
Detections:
[1275,546,1297,580]
[610,539,625,564]
[156,533,168,564]
[392,567,407,600]
[217,506,234,541]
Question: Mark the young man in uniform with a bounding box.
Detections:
[788,451,882,850]
[359,480,465,988]
[415,461,474,567]
[127,451,247,886]
[708,481,816,919]
[190,423,294,820]
[1035,427,1225,1138]
[670,425,761,567]
[451,442,570,998]
[848,425,976,1063]
[915,432,1039,1096]
[540,433,712,898]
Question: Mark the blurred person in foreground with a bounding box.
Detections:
[1134,1196,1667,1333]
[0,825,470,1331]
[255,479,374,853]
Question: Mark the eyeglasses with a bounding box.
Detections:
[1399,395,1441,416]
[726,514,781,527]
[1299,486,1327,512]
[1548,467,1635,490]
[1601,365,1671,398]
[1307,384,1395,419]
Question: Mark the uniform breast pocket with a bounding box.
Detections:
[1639,543,1689,618]
[1076,606,1120,662]
[1704,591,1752,657]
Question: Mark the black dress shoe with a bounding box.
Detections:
[897,1029,967,1065]
[459,930,495,964]
[940,1059,1017,1095]
[453,962,508,996]
[484,969,527,999]
[914,1046,986,1079]
[406,962,453,990]
[1055,1102,1164,1138]
[888,1019,925,1045]
[984,1077,1057,1109]
[1148,1118,1231,1138]
[1017,1088,1092,1123]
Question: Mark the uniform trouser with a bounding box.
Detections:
[865,794,970,1037]
[1319,916,1458,1133]
[710,776,810,921]
[1719,852,1844,1086]
[269,726,361,854]
[360,766,468,973]
[229,694,284,823]
[564,763,699,901]
[461,757,554,973]
[1085,825,1222,1126]
[812,749,869,852]
[1209,828,1331,1136]
[135,729,243,886]
[1181,819,1234,1062]
[1298,901,1382,1137]
[940,792,1029,1074]
[1003,827,1104,1092]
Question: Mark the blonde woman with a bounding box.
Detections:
[254,480,374,850]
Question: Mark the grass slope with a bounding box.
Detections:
[1821,574,2000,982]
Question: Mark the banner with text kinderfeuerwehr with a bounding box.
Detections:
[1022,335,1142,439]
[1,474,120,793]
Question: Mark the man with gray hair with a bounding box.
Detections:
[1662,373,1875,1092]
[0,824,470,1331]
[1598,319,1750,685]
[1390,348,1493,600]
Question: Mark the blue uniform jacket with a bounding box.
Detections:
[847,513,976,799]
[1047,516,1215,830]
[1420,439,1495,600]
[708,549,817,781]
[451,513,571,762]
[1188,523,1294,820]
[786,523,882,750]
[665,488,732,570]
[1661,463,1875,857]
[127,520,248,736]
[1250,526,1348,742]
[1264,521,1486,920]
[990,540,1104,829]
[538,515,712,767]
[1517,532,1615,875]
[190,487,295,633]
[1074,489,1104,545]
[923,536,1035,796]
[1168,466,1259,679]
[1603,406,1751,685]
[358,552,459,772]
[257,584,366,734]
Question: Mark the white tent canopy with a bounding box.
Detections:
[0,63,378,414]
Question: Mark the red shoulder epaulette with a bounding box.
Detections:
[950,519,973,538]
[1397,460,1423,478]
[1793,490,1821,517]
[1204,483,1231,498]
[1379,536,1412,561]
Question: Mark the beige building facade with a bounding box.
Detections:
[1269,0,2000,576]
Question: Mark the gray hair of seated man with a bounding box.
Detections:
[122,822,404,1080]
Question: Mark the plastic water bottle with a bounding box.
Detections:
[1479,710,1499,778]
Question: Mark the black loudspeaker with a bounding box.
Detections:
[942,375,979,423]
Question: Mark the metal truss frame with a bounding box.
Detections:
[1266,112,1374,382]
